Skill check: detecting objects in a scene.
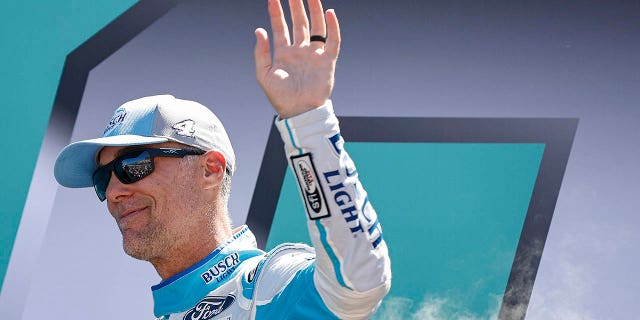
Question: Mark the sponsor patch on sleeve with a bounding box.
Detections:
[291,153,331,220]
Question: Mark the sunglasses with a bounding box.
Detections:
[93,148,205,201]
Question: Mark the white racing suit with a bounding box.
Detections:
[152,101,392,319]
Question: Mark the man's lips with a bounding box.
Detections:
[118,206,148,222]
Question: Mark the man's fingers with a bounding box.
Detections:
[324,9,341,58]
[254,28,272,76]
[268,0,290,48]
[308,0,326,50]
[289,0,309,46]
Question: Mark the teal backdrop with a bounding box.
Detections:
[267,142,544,318]
[0,0,138,291]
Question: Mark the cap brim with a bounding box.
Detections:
[54,135,168,188]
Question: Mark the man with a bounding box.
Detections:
[54,0,391,319]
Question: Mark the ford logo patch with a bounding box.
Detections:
[183,294,235,320]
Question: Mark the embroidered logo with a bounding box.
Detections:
[183,295,235,320]
[291,153,330,220]
[103,109,127,135]
[173,119,196,138]
[201,253,240,284]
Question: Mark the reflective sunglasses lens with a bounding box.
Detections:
[117,150,154,184]
[92,166,111,201]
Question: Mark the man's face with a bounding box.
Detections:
[97,142,204,261]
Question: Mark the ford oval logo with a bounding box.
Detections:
[183,294,235,320]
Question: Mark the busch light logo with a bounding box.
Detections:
[183,295,235,320]
[322,169,384,248]
[291,153,330,220]
[201,252,240,284]
[328,132,344,156]
[103,108,127,135]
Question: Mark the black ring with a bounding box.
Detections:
[310,35,326,43]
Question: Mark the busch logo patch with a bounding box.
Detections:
[183,295,235,320]
[201,253,240,284]
[103,108,127,135]
[291,153,330,220]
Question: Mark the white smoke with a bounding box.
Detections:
[525,216,635,320]
[373,294,501,320]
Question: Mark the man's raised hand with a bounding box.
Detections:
[254,0,341,119]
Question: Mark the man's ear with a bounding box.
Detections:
[202,150,226,190]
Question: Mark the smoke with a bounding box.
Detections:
[373,294,501,320]
[524,244,598,320]
[524,217,633,320]
[498,238,544,320]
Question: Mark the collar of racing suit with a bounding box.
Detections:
[151,225,265,316]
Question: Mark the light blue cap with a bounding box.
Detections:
[54,95,235,188]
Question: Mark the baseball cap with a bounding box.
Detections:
[54,94,235,188]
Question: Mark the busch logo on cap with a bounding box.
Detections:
[104,109,127,135]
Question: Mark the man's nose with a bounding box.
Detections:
[105,171,133,202]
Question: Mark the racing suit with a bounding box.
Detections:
[152,101,392,319]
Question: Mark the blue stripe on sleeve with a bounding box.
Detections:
[315,220,352,290]
[284,119,303,155]
[285,116,352,290]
